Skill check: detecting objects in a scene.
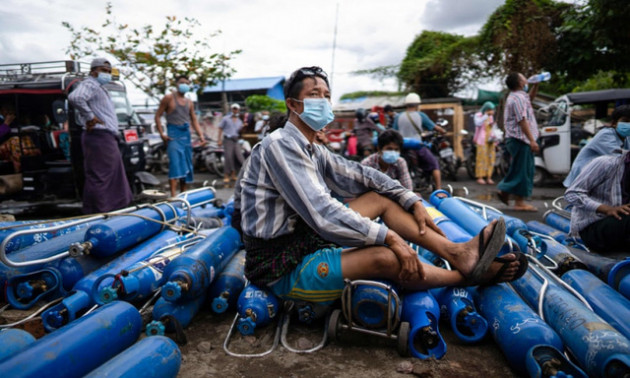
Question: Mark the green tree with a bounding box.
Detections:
[62,2,241,100]
[477,0,568,77]
[397,31,481,98]
[245,95,287,113]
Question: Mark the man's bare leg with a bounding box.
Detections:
[348,192,519,278]
[168,178,177,197]
[341,245,519,290]
[432,169,441,190]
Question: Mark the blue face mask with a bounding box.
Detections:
[292,98,335,131]
[381,150,400,164]
[178,84,190,93]
[617,122,630,137]
[96,72,112,85]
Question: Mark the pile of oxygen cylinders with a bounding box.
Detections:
[1,186,629,377]
[0,187,250,377]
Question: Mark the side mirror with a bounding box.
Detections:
[52,100,68,124]
[436,118,449,127]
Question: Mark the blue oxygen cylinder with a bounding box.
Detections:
[40,230,187,332]
[511,270,630,377]
[429,191,515,255]
[474,284,584,377]
[97,232,210,304]
[543,210,571,234]
[401,290,446,360]
[69,204,182,258]
[236,284,280,335]
[161,226,241,302]
[402,137,425,150]
[351,279,401,329]
[526,220,568,244]
[0,328,36,362]
[209,249,247,313]
[460,200,527,236]
[0,301,142,378]
[430,286,487,344]
[84,336,181,378]
[0,218,97,254]
[6,253,118,310]
[565,247,630,300]
[422,199,472,242]
[0,228,91,300]
[561,269,630,340]
[146,293,207,336]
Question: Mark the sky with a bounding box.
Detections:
[0,0,505,106]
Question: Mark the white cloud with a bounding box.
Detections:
[0,0,502,105]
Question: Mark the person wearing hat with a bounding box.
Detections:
[393,93,446,190]
[68,58,133,214]
[218,103,245,184]
[155,74,206,197]
[473,101,498,185]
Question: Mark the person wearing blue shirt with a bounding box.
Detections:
[563,105,630,187]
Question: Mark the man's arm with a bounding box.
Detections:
[188,101,205,144]
[518,118,539,153]
[528,82,540,103]
[420,112,446,134]
[565,157,613,214]
[154,95,171,143]
[68,82,100,129]
[216,118,225,145]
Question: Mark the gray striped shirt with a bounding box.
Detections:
[240,121,420,247]
[68,76,119,134]
[564,153,626,236]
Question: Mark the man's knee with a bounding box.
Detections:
[366,248,399,275]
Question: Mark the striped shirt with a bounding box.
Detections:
[240,121,420,247]
[361,153,413,190]
[504,90,539,144]
[68,76,119,134]
[564,153,626,236]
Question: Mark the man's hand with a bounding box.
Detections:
[385,230,425,282]
[5,114,15,125]
[530,140,540,153]
[160,133,172,144]
[411,201,446,238]
[598,203,630,220]
[86,117,103,131]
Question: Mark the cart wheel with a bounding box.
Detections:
[397,321,410,357]
[328,309,342,342]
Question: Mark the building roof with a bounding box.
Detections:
[333,95,462,112]
[202,76,285,93]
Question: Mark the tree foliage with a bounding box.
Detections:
[397,31,482,98]
[245,95,286,113]
[62,2,241,100]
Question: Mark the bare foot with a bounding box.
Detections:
[487,178,495,185]
[447,219,501,277]
[513,204,537,212]
[476,178,487,185]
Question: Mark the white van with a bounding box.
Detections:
[534,89,630,186]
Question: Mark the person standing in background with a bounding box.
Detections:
[497,72,540,212]
[155,75,206,197]
[473,101,497,185]
[218,103,244,185]
[68,58,132,213]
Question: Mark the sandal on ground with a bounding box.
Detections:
[467,218,506,285]
[496,191,510,206]
[480,252,529,286]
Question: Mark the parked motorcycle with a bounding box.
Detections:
[192,139,224,175]
[421,126,459,181]
[401,139,436,194]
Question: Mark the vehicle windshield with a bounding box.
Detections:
[108,89,143,126]
[544,100,569,127]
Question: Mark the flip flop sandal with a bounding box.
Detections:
[468,218,506,285]
[496,191,510,206]
[480,252,529,286]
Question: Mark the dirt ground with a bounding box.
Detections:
[174,304,518,378]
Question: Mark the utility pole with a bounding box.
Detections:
[330,2,339,90]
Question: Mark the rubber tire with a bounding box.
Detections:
[327,309,342,343]
[158,148,169,175]
[397,321,410,357]
[533,167,546,187]
[466,157,476,180]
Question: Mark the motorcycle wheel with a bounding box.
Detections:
[157,148,169,175]
[465,157,476,180]
[205,153,224,175]
[533,167,546,187]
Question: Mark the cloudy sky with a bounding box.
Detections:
[0,0,504,105]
